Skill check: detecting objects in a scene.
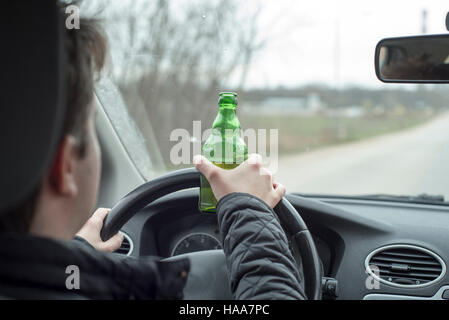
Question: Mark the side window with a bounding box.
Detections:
[95,77,158,180]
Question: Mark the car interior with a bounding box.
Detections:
[95,9,449,301]
[3,1,449,300]
[98,99,449,299]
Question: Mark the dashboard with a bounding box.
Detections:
[158,212,222,257]
[118,189,449,300]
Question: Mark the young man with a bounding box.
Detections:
[0,4,305,300]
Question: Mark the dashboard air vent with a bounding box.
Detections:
[114,232,133,256]
[365,245,445,288]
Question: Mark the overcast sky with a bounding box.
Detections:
[234,0,449,89]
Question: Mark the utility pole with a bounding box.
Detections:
[334,18,341,89]
[421,9,427,34]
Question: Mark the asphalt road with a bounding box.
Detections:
[275,112,449,200]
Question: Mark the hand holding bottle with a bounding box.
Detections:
[195,154,286,208]
[199,92,248,212]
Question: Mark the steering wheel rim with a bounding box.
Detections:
[101,167,322,300]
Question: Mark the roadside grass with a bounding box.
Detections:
[239,111,435,155]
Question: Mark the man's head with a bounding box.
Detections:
[0,6,108,240]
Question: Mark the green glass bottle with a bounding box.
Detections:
[199,92,248,213]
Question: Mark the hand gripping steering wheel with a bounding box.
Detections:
[101,168,322,300]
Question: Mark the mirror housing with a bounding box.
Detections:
[375,34,449,83]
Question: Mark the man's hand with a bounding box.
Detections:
[194,154,286,208]
[76,208,124,252]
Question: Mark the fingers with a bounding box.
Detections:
[101,232,124,252]
[91,207,110,222]
[194,155,222,181]
[274,182,286,200]
[259,167,272,176]
[247,153,263,165]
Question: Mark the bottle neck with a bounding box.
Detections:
[212,105,240,131]
[219,103,236,109]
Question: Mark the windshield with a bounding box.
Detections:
[87,0,449,200]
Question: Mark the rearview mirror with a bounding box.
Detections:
[375,34,449,83]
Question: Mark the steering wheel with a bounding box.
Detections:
[101,168,322,300]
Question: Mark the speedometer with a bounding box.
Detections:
[171,233,222,256]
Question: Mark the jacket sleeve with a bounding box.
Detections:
[216,193,306,300]
[71,235,95,249]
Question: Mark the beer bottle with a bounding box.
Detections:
[199,92,248,212]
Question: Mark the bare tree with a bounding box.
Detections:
[90,0,265,164]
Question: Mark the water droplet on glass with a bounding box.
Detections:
[201,14,206,19]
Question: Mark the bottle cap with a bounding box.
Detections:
[218,92,238,106]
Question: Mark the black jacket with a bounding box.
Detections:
[0,193,305,300]
[217,193,306,300]
[0,233,189,299]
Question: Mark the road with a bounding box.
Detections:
[275,112,449,200]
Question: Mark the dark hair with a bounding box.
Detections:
[0,6,108,233]
[63,15,107,155]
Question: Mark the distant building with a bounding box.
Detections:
[242,93,325,115]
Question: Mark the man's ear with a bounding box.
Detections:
[49,136,79,197]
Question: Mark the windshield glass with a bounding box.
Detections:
[86,0,449,200]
